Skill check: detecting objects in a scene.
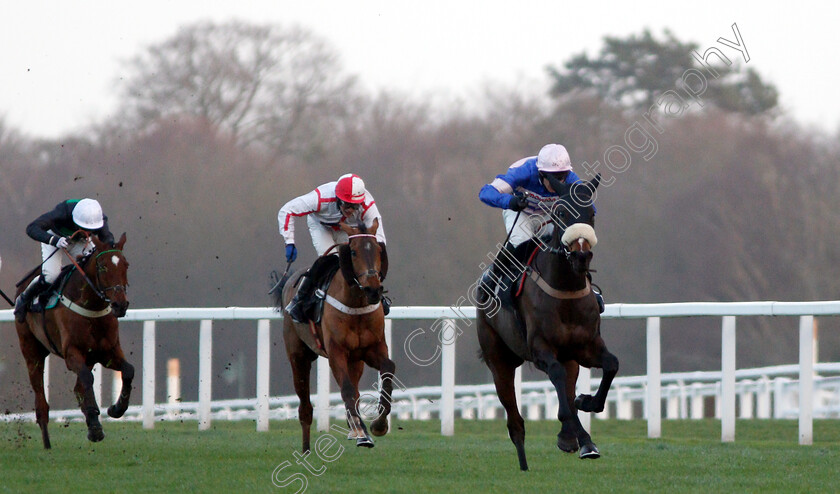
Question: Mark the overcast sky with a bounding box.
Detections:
[2,1,838,138]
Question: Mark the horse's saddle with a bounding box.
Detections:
[30,265,75,313]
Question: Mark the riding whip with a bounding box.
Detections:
[268,262,292,295]
[0,288,14,307]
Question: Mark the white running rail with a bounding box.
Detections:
[2,301,839,445]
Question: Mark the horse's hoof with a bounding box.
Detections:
[87,426,105,442]
[107,405,124,419]
[574,394,591,411]
[370,419,389,437]
[557,434,579,453]
[575,394,603,413]
[356,436,375,448]
[579,443,600,459]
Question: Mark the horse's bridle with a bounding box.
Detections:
[64,247,127,304]
[346,233,383,289]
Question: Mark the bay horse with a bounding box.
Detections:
[476,173,618,470]
[281,219,395,451]
[15,232,133,448]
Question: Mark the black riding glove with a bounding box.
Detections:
[508,194,528,212]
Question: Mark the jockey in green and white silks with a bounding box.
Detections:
[14,198,115,322]
[278,173,388,323]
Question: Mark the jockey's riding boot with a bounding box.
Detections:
[478,243,519,302]
[14,276,49,323]
[494,243,520,292]
[285,275,314,324]
[587,272,605,314]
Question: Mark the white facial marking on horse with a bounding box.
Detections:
[112,255,120,266]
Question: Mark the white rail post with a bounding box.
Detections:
[799,315,814,445]
[384,318,392,429]
[756,377,771,419]
[44,355,50,404]
[690,382,704,419]
[646,316,661,438]
[317,357,330,431]
[441,319,456,436]
[514,367,522,415]
[578,366,591,432]
[721,316,736,442]
[198,319,212,431]
[92,364,102,407]
[256,319,270,432]
[142,320,156,429]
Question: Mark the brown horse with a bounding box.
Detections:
[281,219,395,451]
[15,233,133,448]
[476,174,618,470]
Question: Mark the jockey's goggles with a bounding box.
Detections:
[337,199,361,211]
[540,170,570,182]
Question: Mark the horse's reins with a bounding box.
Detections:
[62,246,126,305]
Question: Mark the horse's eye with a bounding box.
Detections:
[351,250,357,258]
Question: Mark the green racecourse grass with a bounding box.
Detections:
[2,418,839,493]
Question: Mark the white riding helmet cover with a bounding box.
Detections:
[72,198,105,230]
[536,144,573,173]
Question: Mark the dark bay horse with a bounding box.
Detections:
[476,174,618,470]
[281,219,395,451]
[15,233,133,448]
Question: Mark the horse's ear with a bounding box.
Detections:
[368,218,379,236]
[543,172,571,196]
[588,173,601,191]
[338,244,357,284]
[116,232,127,250]
[378,242,388,282]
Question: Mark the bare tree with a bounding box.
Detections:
[118,20,359,159]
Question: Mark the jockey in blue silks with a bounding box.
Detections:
[478,143,604,312]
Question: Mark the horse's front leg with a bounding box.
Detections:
[363,342,396,437]
[67,351,104,442]
[574,337,619,414]
[563,361,600,459]
[532,344,584,455]
[330,348,374,448]
[102,351,134,419]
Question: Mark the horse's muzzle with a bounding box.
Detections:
[112,301,129,318]
[362,286,383,305]
[570,251,594,275]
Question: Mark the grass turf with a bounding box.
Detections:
[1,418,838,493]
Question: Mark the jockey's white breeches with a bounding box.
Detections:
[502,209,556,247]
[307,215,349,256]
[41,231,94,283]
